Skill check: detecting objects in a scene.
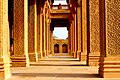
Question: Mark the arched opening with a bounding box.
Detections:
[54,44,59,53]
[62,44,68,53]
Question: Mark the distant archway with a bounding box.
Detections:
[54,44,59,53]
[62,44,68,53]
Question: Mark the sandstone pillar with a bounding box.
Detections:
[28,0,38,62]
[0,0,11,79]
[11,0,29,67]
[48,21,52,55]
[72,16,76,58]
[87,0,100,66]
[44,14,47,57]
[40,13,44,58]
[68,27,71,54]
[59,43,63,53]
[74,12,78,58]
[49,30,52,55]
[37,0,41,60]
[99,0,120,78]
[46,22,50,56]
[77,7,82,60]
[70,23,73,56]
[51,31,54,55]
[80,0,87,61]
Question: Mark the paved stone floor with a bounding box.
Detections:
[7,53,120,80]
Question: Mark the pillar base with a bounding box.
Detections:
[37,51,43,59]
[29,53,38,62]
[80,52,87,61]
[11,55,28,67]
[73,51,77,58]
[77,51,81,59]
[0,58,11,80]
[87,52,100,66]
[99,57,120,78]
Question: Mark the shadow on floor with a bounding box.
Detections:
[12,73,101,78]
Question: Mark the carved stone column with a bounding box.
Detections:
[40,13,43,58]
[68,26,71,54]
[80,0,87,61]
[59,42,62,53]
[71,20,75,57]
[37,0,41,60]
[28,0,38,62]
[99,0,120,78]
[70,23,74,56]
[87,0,100,66]
[77,7,82,60]
[11,0,29,67]
[51,31,54,55]
[46,22,49,56]
[0,0,11,79]
[44,14,47,57]
[74,12,78,58]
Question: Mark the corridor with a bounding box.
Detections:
[6,54,117,80]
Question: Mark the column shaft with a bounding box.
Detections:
[11,0,29,67]
[37,0,41,60]
[28,0,38,62]
[99,0,120,78]
[81,0,87,61]
[77,7,82,60]
[0,0,11,79]
[40,14,43,58]
[74,13,78,58]
[87,0,100,66]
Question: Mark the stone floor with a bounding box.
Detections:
[7,53,120,80]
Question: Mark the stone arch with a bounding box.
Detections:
[54,44,59,53]
[62,44,68,53]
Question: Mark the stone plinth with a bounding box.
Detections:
[0,58,11,80]
[0,59,5,80]
[88,52,100,66]
[99,57,120,78]
[11,56,27,67]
